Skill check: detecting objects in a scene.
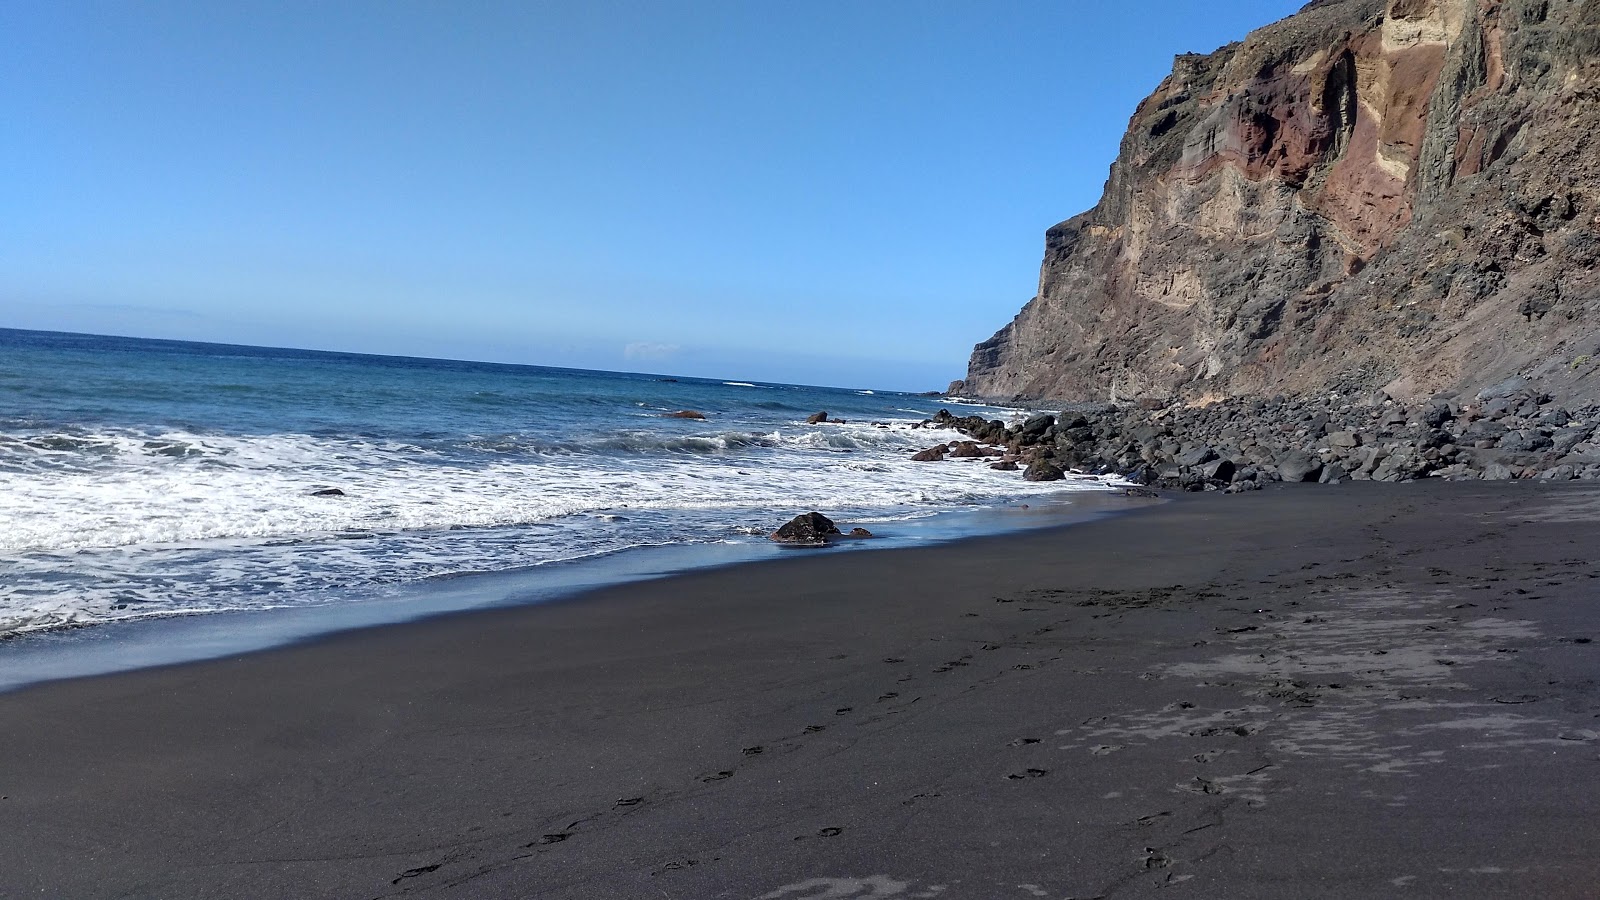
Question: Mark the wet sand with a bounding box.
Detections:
[3,482,1600,898]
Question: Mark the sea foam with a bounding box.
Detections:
[0,329,1117,637]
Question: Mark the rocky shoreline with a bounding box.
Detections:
[917,379,1600,492]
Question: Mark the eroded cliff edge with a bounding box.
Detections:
[957,0,1600,404]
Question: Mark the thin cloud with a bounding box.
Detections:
[623,341,681,361]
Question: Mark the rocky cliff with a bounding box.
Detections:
[957,0,1600,405]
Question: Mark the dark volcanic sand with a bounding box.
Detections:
[4,483,1600,898]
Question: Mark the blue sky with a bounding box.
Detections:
[2,1,1305,390]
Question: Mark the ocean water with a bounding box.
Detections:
[0,328,1118,638]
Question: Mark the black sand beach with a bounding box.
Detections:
[5,483,1600,898]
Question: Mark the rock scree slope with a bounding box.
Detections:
[956,0,1600,405]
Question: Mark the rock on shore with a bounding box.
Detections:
[770,512,843,546]
[920,379,1600,491]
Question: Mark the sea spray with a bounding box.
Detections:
[0,328,1115,635]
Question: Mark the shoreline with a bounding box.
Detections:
[0,486,1147,693]
[5,481,1600,897]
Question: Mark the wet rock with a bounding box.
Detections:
[1022,460,1065,482]
[770,512,842,546]
[911,445,948,462]
[1019,414,1055,441]
[311,488,346,497]
[806,411,829,424]
[665,410,706,420]
[848,527,874,538]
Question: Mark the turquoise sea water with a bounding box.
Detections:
[0,328,1119,639]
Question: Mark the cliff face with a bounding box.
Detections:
[959,0,1600,404]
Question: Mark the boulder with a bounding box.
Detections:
[806,411,829,424]
[310,488,345,497]
[1277,451,1323,483]
[1023,460,1065,482]
[1018,414,1056,442]
[1539,408,1571,428]
[1480,462,1516,481]
[848,527,874,538]
[1419,403,1452,428]
[911,445,948,461]
[989,460,1020,471]
[1200,458,1235,482]
[947,441,985,458]
[665,410,706,419]
[1499,431,1553,453]
[1477,377,1530,401]
[1551,428,1591,454]
[1176,445,1218,467]
[770,512,842,546]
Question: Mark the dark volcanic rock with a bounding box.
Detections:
[911,445,947,462]
[1176,446,1218,468]
[1019,414,1056,441]
[1200,458,1236,483]
[924,389,1599,493]
[664,410,706,420]
[770,512,842,546]
[1277,451,1324,484]
[310,488,345,497]
[1023,460,1065,482]
[806,411,829,424]
[957,0,1600,408]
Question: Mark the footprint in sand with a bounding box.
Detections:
[392,863,442,884]
[792,826,844,841]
